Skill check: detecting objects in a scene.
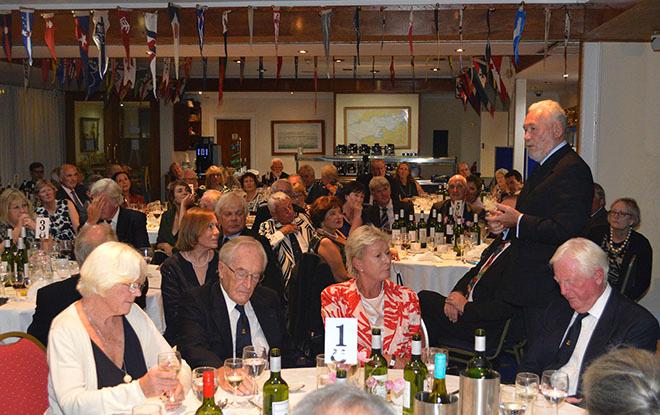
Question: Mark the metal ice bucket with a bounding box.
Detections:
[458,370,500,415]
[414,392,459,415]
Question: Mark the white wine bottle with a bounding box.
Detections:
[403,333,428,414]
[427,353,452,404]
[364,328,388,398]
[466,329,493,379]
[263,348,289,415]
[195,371,223,414]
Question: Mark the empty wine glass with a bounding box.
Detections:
[224,357,244,407]
[541,370,569,415]
[515,372,539,406]
[242,345,267,397]
[499,401,527,415]
[158,351,181,403]
[139,247,154,265]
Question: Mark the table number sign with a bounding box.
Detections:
[35,217,50,240]
[324,317,358,365]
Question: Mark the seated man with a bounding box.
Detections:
[251,179,305,234]
[216,191,252,247]
[262,158,289,186]
[199,189,222,211]
[432,174,474,222]
[419,196,519,351]
[584,183,607,234]
[505,169,524,196]
[85,178,150,248]
[56,163,90,224]
[27,224,147,346]
[357,159,395,202]
[518,238,659,397]
[362,176,412,231]
[176,236,289,370]
[305,165,340,205]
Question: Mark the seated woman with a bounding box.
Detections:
[310,196,349,282]
[321,225,420,362]
[0,188,36,247]
[47,241,191,414]
[240,171,267,214]
[204,165,228,193]
[466,175,485,215]
[112,171,145,209]
[34,179,79,241]
[336,181,365,236]
[165,161,183,185]
[160,207,219,343]
[490,168,508,202]
[392,162,426,202]
[156,180,193,260]
[292,182,308,211]
[588,198,653,302]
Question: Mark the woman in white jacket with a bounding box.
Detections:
[47,241,191,414]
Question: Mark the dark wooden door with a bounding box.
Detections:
[216,119,251,169]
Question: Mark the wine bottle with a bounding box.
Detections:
[263,348,289,415]
[453,219,464,256]
[14,238,27,278]
[417,211,427,245]
[399,209,408,242]
[195,371,223,414]
[364,328,388,398]
[427,353,452,403]
[391,213,401,243]
[434,212,444,245]
[335,367,348,384]
[466,329,493,379]
[1,237,14,271]
[407,214,417,243]
[445,207,455,244]
[403,333,428,414]
[470,213,481,246]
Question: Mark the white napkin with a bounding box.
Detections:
[415,252,442,263]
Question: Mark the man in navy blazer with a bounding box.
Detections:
[486,100,594,337]
[519,238,658,397]
[362,176,412,230]
[176,236,292,376]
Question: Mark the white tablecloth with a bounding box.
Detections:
[389,252,473,296]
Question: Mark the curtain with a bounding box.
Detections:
[0,85,65,187]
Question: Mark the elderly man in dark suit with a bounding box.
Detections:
[357,159,395,202]
[486,100,594,338]
[363,176,412,231]
[176,236,290,393]
[431,174,474,222]
[519,238,658,398]
[56,163,90,224]
[215,191,252,247]
[85,178,150,249]
[27,224,148,346]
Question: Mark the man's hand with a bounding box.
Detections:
[85,194,109,225]
[444,302,460,323]
[217,366,255,395]
[485,203,522,232]
[279,223,299,235]
[445,292,468,314]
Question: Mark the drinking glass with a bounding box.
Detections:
[192,366,218,402]
[499,401,527,415]
[58,240,73,259]
[541,370,569,415]
[423,347,448,389]
[131,403,163,415]
[10,272,30,301]
[158,351,182,404]
[139,247,155,265]
[243,345,267,397]
[224,357,244,407]
[316,354,333,388]
[515,372,540,407]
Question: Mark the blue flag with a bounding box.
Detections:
[20,8,34,66]
[512,4,526,66]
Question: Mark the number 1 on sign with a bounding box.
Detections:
[324,318,357,365]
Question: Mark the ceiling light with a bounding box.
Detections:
[431,67,439,72]
[370,70,379,74]
[298,50,308,54]
[234,59,242,64]
[563,73,569,79]
[455,47,464,53]
[290,92,294,95]
[335,59,343,63]
[120,103,124,107]
[198,91,203,95]
[259,68,267,72]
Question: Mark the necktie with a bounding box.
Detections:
[234,304,252,357]
[466,241,509,296]
[70,189,83,210]
[288,233,303,260]
[222,237,230,246]
[381,207,390,230]
[551,313,589,369]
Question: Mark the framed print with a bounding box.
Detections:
[343,106,411,149]
[80,117,100,152]
[271,120,325,154]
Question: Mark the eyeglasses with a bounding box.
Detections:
[225,264,263,284]
[123,282,144,294]
[608,210,632,218]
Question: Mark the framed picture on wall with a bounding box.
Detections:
[271,120,325,154]
[80,117,100,152]
[343,106,411,149]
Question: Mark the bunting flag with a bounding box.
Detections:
[168,3,181,79]
[472,57,495,115]
[462,68,481,116]
[353,55,357,79]
[56,58,65,86]
[86,60,102,99]
[106,57,117,96]
[218,57,226,103]
[239,57,245,85]
[513,3,526,66]
[543,8,551,67]
[117,8,131,65]
[73,12,91,89]
[20,8,34,66]
[258,56,263,80]
[276,56,282,81]
[455,76,468,111]
[0,12,12,62]
[138,70,153,101]
[389,56,395,84]
[294,56,298,80]
[23,58,30,89]
[160,57,171,100]
[332,57,336,79]
[174,56,192,103]
[410,55,415,84]
[353,7,360,65]
[485,9,496,91]
[222,10,230,58]
[321,9,332,77]
[563,7,571,79]
[458,8,464,70]
[123,57,136,88]
[92,11,109,79]
[489,55,510,109]
[434,4,440,38]
[313,56,318,113]
[247,6,254,45]
[196,5,208,87]
[407,8,414,56]
[380,7,386,51]
[144,11,158,99]
[40,13,57,62]
[273,7,280,54]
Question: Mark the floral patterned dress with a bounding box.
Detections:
[35,199,76,241]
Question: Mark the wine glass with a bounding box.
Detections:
[243,345,267,397]
[515,372,540,407]
[499,401,527,415]
[224,357,244,407]
[192,366,218,402]
[139,247,154,265]
[58,240,73,259]
[158,351,182,403]
[10,272,30,301]
[541,370,569,415]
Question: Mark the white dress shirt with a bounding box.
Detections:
[219,284,269,357]
[559,284,612,395]
[108,207,120,233]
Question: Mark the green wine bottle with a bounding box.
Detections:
[335,367,348,384]
[364,327,388,398]
[466,329,493,379]
[470,213,481,246]
[427,353,452,403]
[399,208,407,237]
[403,333,428,414]
[195,371,223,414]
[391,213,401,243]
[14,238,27,278]
[263,348,289,415]
[417,211,427,245]
[407,213,417,243]
[428,209,437,242]
[445,206,455,244]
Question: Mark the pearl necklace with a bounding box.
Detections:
[82,302,132,384]
[606,227,631,256]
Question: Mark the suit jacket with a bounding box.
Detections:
[431,199,476,222]
[583,207,608,235]
[251,203,306,238]
[362,199,413,229]
[56,185,90,224]
[305,181,329,205]
[27,274,147,347]
[115,207,150,248]
[261,172,289,186]
[176,280,290,368]
[504,145,593,307]
[357,173,395,201]
[519,289,659,393]
[218,228,253,248]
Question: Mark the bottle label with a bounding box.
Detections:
[392,229,401,240]
[429,228,435,238]
[412,340,422,356]
[404,380,412,408]
[408,230,416,242]
[475,335,486,352]
[418,229,426,242]
[271,400,289,415]
[446,225,453,235]
[371,334,382,349]
[270,356,281,373]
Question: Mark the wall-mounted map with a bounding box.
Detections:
[343,106,411,149]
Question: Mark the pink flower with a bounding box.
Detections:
[357,350,369,364]
[385,380,394,391]
[366,376,377,388]
[391,377,406,393]
[328,372,337,383]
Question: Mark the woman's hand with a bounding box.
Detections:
[181,192,196,209]
[162,382,185,410]
[138,366,181,399]
[217,366,255,395]
[19,214,36,231]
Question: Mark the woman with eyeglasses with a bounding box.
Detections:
[0,188,36,248]
[160,208,220,343]
[588,198,652,302]
[204,165,228,193]
[47,241,191,414]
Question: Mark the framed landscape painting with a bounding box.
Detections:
[343,106,411,149]
[271,120,325,154]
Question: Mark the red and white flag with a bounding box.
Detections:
[117,8,131,66]
[41,13,57,62]
[168,3,181,79]
[144,11,158,99]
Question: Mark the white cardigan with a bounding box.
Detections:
[47,303,191,415]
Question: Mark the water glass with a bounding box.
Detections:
[316,354,333,388]
[243,345,268,397]
[223,357,244,407]
[192,366,218,402]
[499,401,527,415]
[541,370,569,415]
[423,347,448,389]
[515,372,540,406]
[158,351,182,403]
[52,258,71,280]
[139,247,155,265]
